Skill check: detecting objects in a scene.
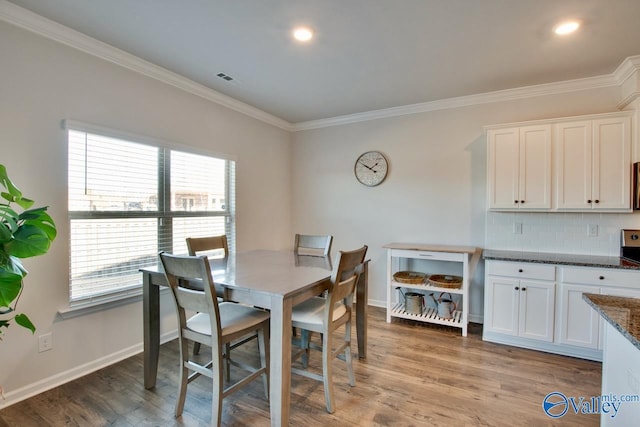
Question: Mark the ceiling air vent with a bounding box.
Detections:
[216,72,234,82]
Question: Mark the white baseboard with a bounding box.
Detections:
[0,330,178,409]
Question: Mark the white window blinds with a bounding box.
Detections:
[67,123,235,304]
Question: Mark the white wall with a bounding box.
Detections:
[0,21,291,402]
[291,87,635,320]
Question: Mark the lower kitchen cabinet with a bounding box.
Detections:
[484,261,555,344]
[485,277,555,341]
[484,260,640,361]
[556,283,600,349]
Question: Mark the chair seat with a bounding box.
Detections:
[187,302,270,338]
[291,297,346,331]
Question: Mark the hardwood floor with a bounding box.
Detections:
[0,307,601,426]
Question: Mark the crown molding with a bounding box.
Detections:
[614,55,640,110]
[292,73,618,131]
[0,0,293,131]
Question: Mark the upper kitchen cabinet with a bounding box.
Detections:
[487,125,551,210]
[555,115,632,211]
[486,111,633,212]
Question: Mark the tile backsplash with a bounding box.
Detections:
[486,212,640,256]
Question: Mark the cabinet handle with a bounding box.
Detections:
[521,287,526,291]
[587,199,592,203]
[515,286,519,291]
[595,200,600,204]
[518,269,523,273]
[514,200,519,204]
[599,276,604,280]
[520,200,525,204]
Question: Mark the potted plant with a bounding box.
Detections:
[0,164,57,339]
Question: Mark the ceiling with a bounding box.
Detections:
[6,0,640,124]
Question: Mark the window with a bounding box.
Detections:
[66,121,235,305]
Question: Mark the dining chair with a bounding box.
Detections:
[158,252,270,425]
[294,233,333,257]
[290,245,368,413]
[186,235,229,356]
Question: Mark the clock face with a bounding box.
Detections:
[354,151,388,186]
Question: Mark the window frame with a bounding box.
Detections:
[63,120,236,312]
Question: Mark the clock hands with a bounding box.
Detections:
[358,160,377,173]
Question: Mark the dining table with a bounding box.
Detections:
[140,250,369,427]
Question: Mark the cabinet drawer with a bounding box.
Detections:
[486,261,555,281]
[390,249,464,262]
[560,266,640,288]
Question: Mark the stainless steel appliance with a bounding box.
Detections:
[621,229,640,262]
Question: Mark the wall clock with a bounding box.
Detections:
[354,151,388,186]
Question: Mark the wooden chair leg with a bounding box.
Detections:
[212,348,224,426]
[322,331,335,414]
[345,320,355,386]
[175,338,190,417]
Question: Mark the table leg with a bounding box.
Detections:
[355,260,369,359]
[269,296,292,427]
[143,272,160,389]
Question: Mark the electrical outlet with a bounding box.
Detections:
[38,332,52,353]
[513,222,523,234]
[588,224,598,237]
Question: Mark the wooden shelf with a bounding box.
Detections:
[390,303,463,327]
[385,243,481,337]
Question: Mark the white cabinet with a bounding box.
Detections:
[385,243,480,337]
[557,283,600,349]
[557,266,640,353]
[487,125,551,210]
[485,111,633,212]
[484,261,555,342]
[555,116,631,211]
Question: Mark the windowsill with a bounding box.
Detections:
[57,287,170,319]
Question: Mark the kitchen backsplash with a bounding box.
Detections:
[486,212,640,256]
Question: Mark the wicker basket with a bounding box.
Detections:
[393,271,426,284]
[428,274,462,289]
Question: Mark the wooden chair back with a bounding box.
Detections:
[159,252,222,344]
[294,234,333,257]
[325,245,368,317]
[186,235,229,259]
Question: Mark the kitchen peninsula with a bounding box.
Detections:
[583,294,640,426]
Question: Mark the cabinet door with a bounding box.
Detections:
[519,125,551,209]
[488,128,519,209]
[592,117,631,210]
[484,276,519,336]
[557,283,600,349]
[555,121,592,210]
[518,280,555,342]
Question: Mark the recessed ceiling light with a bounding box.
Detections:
[554,20,580,35]
[293,27,314,42]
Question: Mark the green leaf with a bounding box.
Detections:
[0,205,19,233]
[14,313,35,333]
[0,271,22,308]
[0,165,24,199]
[5,225,50,258]
[20,208,57,241]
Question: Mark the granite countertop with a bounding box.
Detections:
[483,249,640,270]
[583,293,640,351]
